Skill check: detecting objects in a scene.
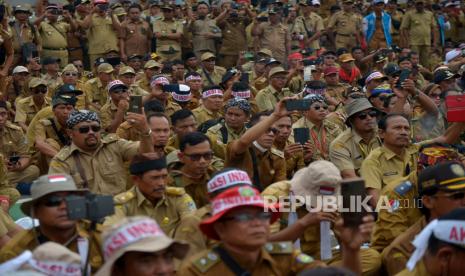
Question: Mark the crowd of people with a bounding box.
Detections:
[0,0,464,275]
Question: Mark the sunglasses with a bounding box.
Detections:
[111,88,128,94]
[223,212,272,222]
[312,105,328,111]
[429,93,442,99]
[34,87,47,94]
[75,125,101,134]
[267,127,278,134]
[40,195,67,207]
[63,72,78,77]
[356,110,378,120]
[435,192,465,200]
[184,152,213,161]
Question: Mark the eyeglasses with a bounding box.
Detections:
[434,192,465,200]
[63,72,78,77]
[222,212,272,222]
[34,87,47,94]
[40,195,66,207]
[267,127,278,134]
[75,125,101,134]
[184,152,213,161]
[356,110,378,120]
[111,88,128,94]
[312,105,328,111]
[429,93,442,99]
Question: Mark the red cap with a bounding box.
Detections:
[94,0,108,4]
[324,66,339,76]
[288,52,303,61]
[199,186,280,240]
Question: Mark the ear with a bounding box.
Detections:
[66,129,73,138]
[422,195,434,209]
[378,128,385,139]
[437,246,454,268]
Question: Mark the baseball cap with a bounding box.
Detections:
[288,52,303,61]
[97,63,114,74]
[324,66,339,76]
[127,54,143,61]
[433,69,459,84]
[95,216,189,276]
[42,57,61,66]
[339,53,355,63]
[13,4,31,13]
[373,0,385,4]
[373,53,388,64]
[170,84,192,103]
[365,71,388,83]
[258,48,273,57]
[108,80,128,92]
[113,7,127,16]
[21,174,87,215]
[207,169,252,195]
[52,94,77,108]
[12,66,29,74]
[55,84,83,96]
[119,66,136,76]
[344,98,375,120]
[201,52,216,61]
[62,64,78,73]
[221,68,239,85]
[268,66,288,78]
[144,60,162,69]
[383,63,401,77]
[266,58,281,66]
[445,49,461,64]
[28,78,47,89]
[199,186,280,240]
[370,83,392,97]
[419,162,465,195]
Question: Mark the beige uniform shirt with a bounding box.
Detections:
[256,22,289,64]
[190,18,222,54]
[153,18,183,54]
[400,10,436,46]
[294,13,325,50]
[100,101,118,131]
[48,135,139,195]
[255,85,293,111]
[87,14,119,55]
[327,11,362,35]
[192,105,221,125]
[198,66,226,87]
[0,122,29,157]
[84,77,109,107]
[38,20,69,49]
[120,19,152,57]
[14,96,50,126]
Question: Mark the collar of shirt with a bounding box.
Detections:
[253,141,268,153]
[225,123,245,137]
[381,144,418,161]
[135,186,166,208]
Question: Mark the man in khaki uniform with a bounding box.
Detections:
[84,63,114,110]
[192,86,223,125]
[135,60,162,92]
[323,66,348,107]
[400,0,437,68]
[189,1,222,58]
[294,0,325,52]
[10,5,41,66]
[0,174,104,273]
[80,0,120,65]
[0,101,40,188]
[198,52,226,87]
[153,5,183,61]
[145,75,182,118]
[327,0,362,50]
[329,98,382,179]
[256,67,293,112]
[119,4,152,61]
[36,4,76,67]
[100,80,129,133]
[252,8,290,64]
[14,78,50,132]
[48,109,154,195]
[118,66,149,96]
[386,0,403,46]
[105,154,196,237]
[0,152,21,207]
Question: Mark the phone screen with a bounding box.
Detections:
[396,69,411,88]
[340,178,367,228]
[293,128,309,145]
[285,99,311,111]
[128,96,143,114]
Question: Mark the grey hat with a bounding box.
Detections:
[344,98,374,121]
[21,174,88,215]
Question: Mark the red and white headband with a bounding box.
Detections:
[232,90,251,99]
[207,169,252,193]
[186,75,202,82]
[211,195,265,216]
[150,76,169,87]
[202,89,223,98]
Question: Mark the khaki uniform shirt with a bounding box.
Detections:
[192,105,221,125]
[206,123,245,160]
[100,101,118,131]
[256,22,289,64]
[218,19,248,55]
[41,73,63,94]
[256,85,293,112]
[168,167,215,208]
[0,122,29,157]
[84,77,109,107]
[225,142,286,190]
[190,18,222,54]
[396,260,429,276]
[361,144,421,191]
[325,83,347,105]
[294,13,325,50]
[325,110,347,132]
[153,18,183,54]
[252,75,268,92]
[382,217,427,275]
[35,117,69,150]
[87,14,119,55]
[329,128,382,176]
[198,66,227,87]
[48,135,139,195]
[106,186,196,237]
[10,21,40,54]
[164,100,183,118]
[273,140,305,178]
[120,19,152,57]
[327,11,362,35]
[26,106,54,149]
[292,118,342,162]
[135,76,150,92]
[0,209,16,237]
[38,20,69,49]
[116,121,142,141]
[400,10,436,46]
[0,222,103,272]
[288,75,304,95]
[14,96,50,126]
[178,243,323,275]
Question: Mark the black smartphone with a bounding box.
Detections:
[341,178,367,228]
[285,99,311,111]
[128,95,143,114]
[9,156,20,164]
[293,128,309,145]
[396,69,411,88]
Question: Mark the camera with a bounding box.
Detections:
[66,193,114,222]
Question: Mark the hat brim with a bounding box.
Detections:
[199,204,280,240]
[109,84,128,92]
[58,89,84,96]
[21,188,88,216]
[269,70,288,78]
[440,179,465,191]
[95,238,189,276]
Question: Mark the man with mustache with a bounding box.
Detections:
[105,154,196,238]
[48,109,154,195]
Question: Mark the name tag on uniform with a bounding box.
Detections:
[383,171,398,176]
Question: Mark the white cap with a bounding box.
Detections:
[312,0,321,5]
[445,49,461,64]
[12,66,29,74]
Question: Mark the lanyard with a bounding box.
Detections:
[310,126,327,159]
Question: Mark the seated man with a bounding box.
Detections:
[49,109,154,195]
[100,80,130,133]
[96,216,189,276]
[192,85,224,125]
[106,154,196,237]
[14,78,50,132]
[0,174,104,272]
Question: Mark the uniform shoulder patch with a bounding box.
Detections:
[54,146,72,161]
[113,190,135,204]
[193,251,220,273]
[165,187,186,196]
[271,148,285,159]
[394,181,413,196]
[102,133,120,143]
[264,242,293,254]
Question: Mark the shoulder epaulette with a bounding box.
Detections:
[54,146,73,161]
[5,122,22,131]
[394,180,413,197]
[114,190,135,204]
[193,250,220,273]
[102,133,120,143]
[271,148,285,158]
[165,187,186,196]
[264,242,293,254]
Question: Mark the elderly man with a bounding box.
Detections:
[0,174,104,272]
[49,109,154,195]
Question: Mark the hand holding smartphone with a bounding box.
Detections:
[340,178,367,228]
[128,96,143,114]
